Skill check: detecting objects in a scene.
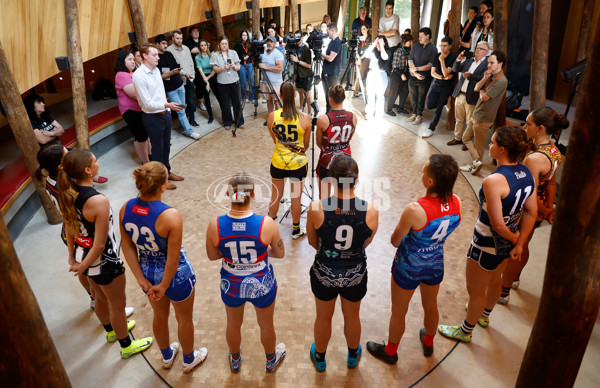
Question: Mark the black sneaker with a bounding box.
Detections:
[208,118,214,124]
[397,107,409,115]
[419,328,433,357]
[366,341,398,364]
[263,121,268,126]
[386,110,397,117]
[189,119,199,127]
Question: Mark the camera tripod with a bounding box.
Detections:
[339,46,366,103]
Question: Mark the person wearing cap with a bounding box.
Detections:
[259,35,284,123]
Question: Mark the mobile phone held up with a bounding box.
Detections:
[465,51,474,59]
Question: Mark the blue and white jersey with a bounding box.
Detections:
[393,195,461,281]
[472,164,535,257]
[121,198,194,287]
[217,213,276,299]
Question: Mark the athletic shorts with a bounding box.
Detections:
[467,245,506,271]
[221,286,277,309]
[88,261,125,286]
[392,267,443,290]
[122,109,149,142]
[310,268,368,302]
[261,83,281,101]
[316,165,329,180]
[270,163,308,181]
[165,275,196,302]
[295,76,313,91]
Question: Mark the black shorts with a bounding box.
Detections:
[270,163,308,181]
[88,261,126,286]
[467,245,506,271]
[295,76,313,91]
[310,267,368,302]
[122,109,149,142]
[316,165,329,180]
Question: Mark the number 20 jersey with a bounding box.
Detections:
[318,110,354,169]
[394,195,461,281]
[122,198,194,287]
[217,213,276,299]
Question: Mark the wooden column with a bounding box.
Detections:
[0,42,62,224]
[329,0,341,24]
[493,0,508,127]
[338,0,350,38]
[364,0,371,16]
[266,7,273,24]
[126,0,148,45]
[576,0,594,61]
[411,0,420,36]
[211,0,225,38]
[370,0,380,41]
[516,13,600,386]
[0,215,71,386]
[284,5,291,34]
[65,0,90,150]
[291,0,299,32]
[528,0,551,111]
[445,0,462,132]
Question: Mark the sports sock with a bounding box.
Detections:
[482,308,492,318]
[103,323,113,333]
[292,223,300,232]
[118,336,132,348]
[88,292,94,299]
[231,351,241,360]
[501,286,511,298]
[272,215,278,221]
[348,347,359,358]
[183,352,195,364]
[315,350,326,362]
[160,346,173,360]
[424,334,435,347]
[514,273,521,282]
[266,351,275,361]
[385,341,398,356]
[461,320,475,335]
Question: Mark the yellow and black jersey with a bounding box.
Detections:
[270,109,307,170]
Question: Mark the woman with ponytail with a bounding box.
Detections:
[120,162,207,373]
[439,126,537,343]
[59,149,153,359]
[499,108,568,304]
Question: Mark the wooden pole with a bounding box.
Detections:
[0,211,70,386]
[211,0,225,38]
[329,0,341,24]
[291,0,299,32]
[370,0,380,41]
[445,0,462,132]
[493,0,508,127]
[516,12,600,386]
[284,5,291,35]
[338,0,349,38]
[364,0,371,16]
[126,0,149,45]
[0,44,61,224]
[528,0,551,111]
[411,0,420,36]
[576,0,594,62]
[266,7,273,24]
[65,0,90,150]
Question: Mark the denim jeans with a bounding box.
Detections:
[408,76,432,116]
[239,63,256,100]
[425,83,454,131]
[166,84,194,135]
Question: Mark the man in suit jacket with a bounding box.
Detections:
[447,41,489,147]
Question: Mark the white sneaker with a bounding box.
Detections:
[125,306,134,317]
[200,103,206,111]
[407,114,417,121]
[183,347,208,373]
[421,128,433,138]
[189,132,200,140]
[471,159,483,174]
[498,295,510,305]
[266,343,286,372]
[413,115,423,125]
[459,163,476,173]
[292,228,306,240]
[511,280,520,290]
[162,342,180,369]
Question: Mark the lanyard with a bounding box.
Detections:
[221,52,231,76]
[484,72,503,91]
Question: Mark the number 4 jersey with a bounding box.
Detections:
[122,198,195,287]
[393,195,461,282]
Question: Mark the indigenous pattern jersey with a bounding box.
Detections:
[313,196,373,287]
[217,213,276,299]
[46,176,67,244]
[472,164,535,257]
[528,142,562,221]
[318,110,354,169]
[73,186,122,276]
[121,198,195,287]
[393,195,461,281]
[271,108,307,170]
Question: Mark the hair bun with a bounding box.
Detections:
[554,114,570,130]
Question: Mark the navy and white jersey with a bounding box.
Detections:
[393,195,461,281]
[121,198,195,287]
[313,196,373,287]
[472,164,535,257]
[73,185,121,276]
[217,213,276,299]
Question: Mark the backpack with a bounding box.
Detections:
[92,77,117,101]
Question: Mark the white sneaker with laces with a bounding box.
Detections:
[162,342,180,369]
[125,306,134,317]
[421,128,433,138]
[292,228,306,240]
[189,132,200,140]
[471,159,483,174]
[413,115,423,125]
[183,347,208,373]
[459,163,475,173]
[200,103,207,111]
[407,114,417,121]
[266,343,286,372]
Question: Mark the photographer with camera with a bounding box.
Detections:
[289,30,313,115]
[321,23,342,113]
[260,35,285,124]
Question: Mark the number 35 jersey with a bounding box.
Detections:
[217,213,276,299]
[271,108,307,170]
[394,195,461,281]
[122,198,194,287]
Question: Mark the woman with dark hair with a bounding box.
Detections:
[24,94,64,147]
[235,30,256,103]
[267,82,311,238]
[363,36,391,120]
[306,154,379,371]
[367,154,461,363]
[439,126,537,343]
[58,148,153,358]
[205,173,286,373]
[469,9,494,53]
[210,35,244,130]
[499,108,568,304]
[120,162,207,372]
[195,39,216,124]
[352,24,372,97]
[114,49,150,164]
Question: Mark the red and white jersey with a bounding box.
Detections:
[318,110,354,169]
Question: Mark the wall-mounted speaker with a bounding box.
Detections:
[205,10,214,19]
[246,1,253,10]
[128,31,137,43]
[55,57,70,70]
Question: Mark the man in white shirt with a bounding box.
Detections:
[132,43,186,190]
[167,30,198,126]
[379,1,400,50]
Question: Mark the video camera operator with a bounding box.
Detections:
[320,23,342,113]
[259,35,285,124]
[289,30,313,115]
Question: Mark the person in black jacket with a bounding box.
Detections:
[234,30,256,102]
[386,34,413,116]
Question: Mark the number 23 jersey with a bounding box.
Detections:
[394,195,461,281]
[271,108,307,170]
